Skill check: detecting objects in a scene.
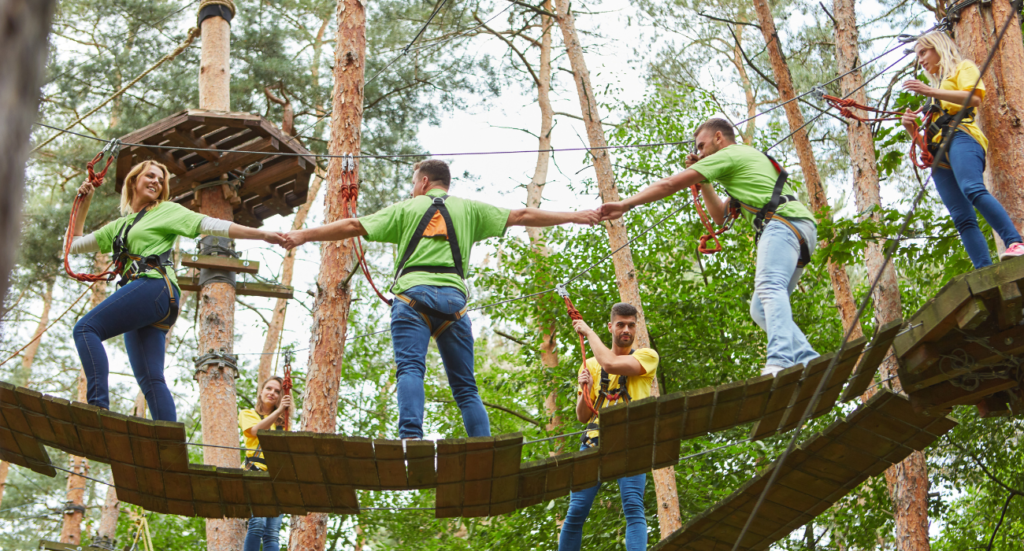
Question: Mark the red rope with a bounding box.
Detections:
[340,157,392,305]
[560,291,600,419]
[821,95,935,169]
[281,358,293,431]
[63,149,123,283]
[691,185,739,256]
[907,120,935,169]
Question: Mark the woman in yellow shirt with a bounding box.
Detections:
[238,376,291,551]
[902,31,1023,268]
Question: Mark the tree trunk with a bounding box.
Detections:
[750,0,862,337]
[953,0,1024,252]
[288,1,365,549]
[19,278,55,385]
[258,171,324,384]
[0,0,56,310]
[0,461,8,512]
[196,9,245,550]
[553,0,682,538]
[832,2,931,549]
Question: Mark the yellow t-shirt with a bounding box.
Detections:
[929,60,988,151]
[577,348,659,439]
[238,408,283,471]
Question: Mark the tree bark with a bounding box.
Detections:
[19,278,55,384]
[0,0,56,310]
[196,8,245,550]
[832,3,932,550]
[750,0,862,337]
[0,461,8,512]
[258,171,324,384]
[553,0,682,538]
[953,0,1024,252]
[288,1,365,549]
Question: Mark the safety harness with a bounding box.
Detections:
[921,98,975,168]
[242,411,283,472]
[694,152,812,268]
[580,351,635,450]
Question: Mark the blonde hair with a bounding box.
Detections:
[120,160,171,215]
[255,376,285,417]
[915,31,965,86]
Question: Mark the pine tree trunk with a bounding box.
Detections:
[0,461,8,512]
[196,9,245,550]
[953,0,1024,252]
[19,279,55,384]
[288,1,365,549]
[553,0,683,537]
[258,171,324,384]
[0,0,56,309]
[832,3,932,550]
[750,0,862,337]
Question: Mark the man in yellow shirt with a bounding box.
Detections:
[558,303,658,551]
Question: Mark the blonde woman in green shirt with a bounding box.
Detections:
[68,160,285,422]
[281,159,599,439]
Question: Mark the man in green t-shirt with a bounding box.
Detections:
[599,118,819,375]
[282,159,599,439]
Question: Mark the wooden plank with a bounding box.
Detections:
[405,439,436,488]
[327,484,359,512]
[597,402,629,455]
[127,418,162,470]
[299,482,333,512]
[893,274,972,356]
[373,440,408,489]
[99,410,134,464]
[342,437,379,490]
[997,282,1023,329]
[842,319,904,402]
[955,297,989,331]
[176,275,295,299]
[571,447,600,491]
[734,375,774,426]
[680,386,715,438]
[180,254,259,274]
[965,253,1024,296]
[708,380,747,432]
[183,136,279,183]
[516,459,550,509]
[435,439,465,515]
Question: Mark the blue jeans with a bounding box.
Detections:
[751,217,819,368]
[244,515,282,551]
[558,446,648,551]
[390,285,490,439]
[932,131,1022,268]
[73,278,179,422]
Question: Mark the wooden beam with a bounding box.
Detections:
[997,282,1023,329]
[184,137,280,184]
[955,297,989,331]
[180,254,259,275]
[177,276,293,299]
[842,319,904,402]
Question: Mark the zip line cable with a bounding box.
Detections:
[730,5,1022,548]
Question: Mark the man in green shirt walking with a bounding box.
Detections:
[599,118,820,375]
[282,159,599,438]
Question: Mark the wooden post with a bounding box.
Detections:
[750,0,862,336]
[0,0,56,310]
[196,3,245,549]
[953,0,1024,252]
[832,3,933,550]
[553,0,682,538]
[287,1,364,549]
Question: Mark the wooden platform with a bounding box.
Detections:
[115,109,316,228]
[0,336,865,519]
[652,391,957,550]
[893,255,1024,417]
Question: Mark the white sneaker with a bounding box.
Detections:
[999,242,1024,261]
[761,365,785,377]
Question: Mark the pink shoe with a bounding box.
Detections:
[999,242,1024,261]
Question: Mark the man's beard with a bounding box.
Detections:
[615,333,635,348]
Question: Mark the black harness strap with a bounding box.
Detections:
[728,153,812,268]
[111,207,178,330]
[390,195,464,290]
[924,98,976,165]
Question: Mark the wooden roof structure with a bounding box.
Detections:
[114,109,316,228]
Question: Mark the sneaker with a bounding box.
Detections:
[761,365,785,377]
[1000,242,1024,262]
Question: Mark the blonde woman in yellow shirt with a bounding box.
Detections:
[902,31,1024,268]
[238,376,291,551]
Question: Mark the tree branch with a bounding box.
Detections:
[475,15,542,88]
[696,11,761,29]
[494,329,528,345]
[510,0,557,18]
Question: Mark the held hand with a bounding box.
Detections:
[261,231,286,246]
[684,152,700,168]
[77,181,95,198]
[572,318,592,337]
[598,202,628,221]
[902,79,930,95]
[278,394,293,412]
[578,367,592,388]
[901,109,919,129]
[280,230,306,250]
[574,209,601,226]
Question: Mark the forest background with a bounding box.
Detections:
[1,0,1022,549]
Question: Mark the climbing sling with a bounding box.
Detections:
[390,194,469,339]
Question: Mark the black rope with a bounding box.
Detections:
[730,5,1022,548]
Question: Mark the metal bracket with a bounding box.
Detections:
[197,236,238,287]
[555,283,569,298]
[810,85,826,102]
[193,351,239,379]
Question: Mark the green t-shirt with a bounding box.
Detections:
[93,201,207,294]
[689,144,815,225]
[360,189,511,295]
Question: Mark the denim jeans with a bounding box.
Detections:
[751,217,820,369]
[932,131,1022,268]
[244,515,282,551]
[73,278,179,422]
[558,446,648,551]
[390,285,490,439]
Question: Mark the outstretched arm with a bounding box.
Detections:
[598,169,706,221]
[281,218,367,249]
[505,208,599,228]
